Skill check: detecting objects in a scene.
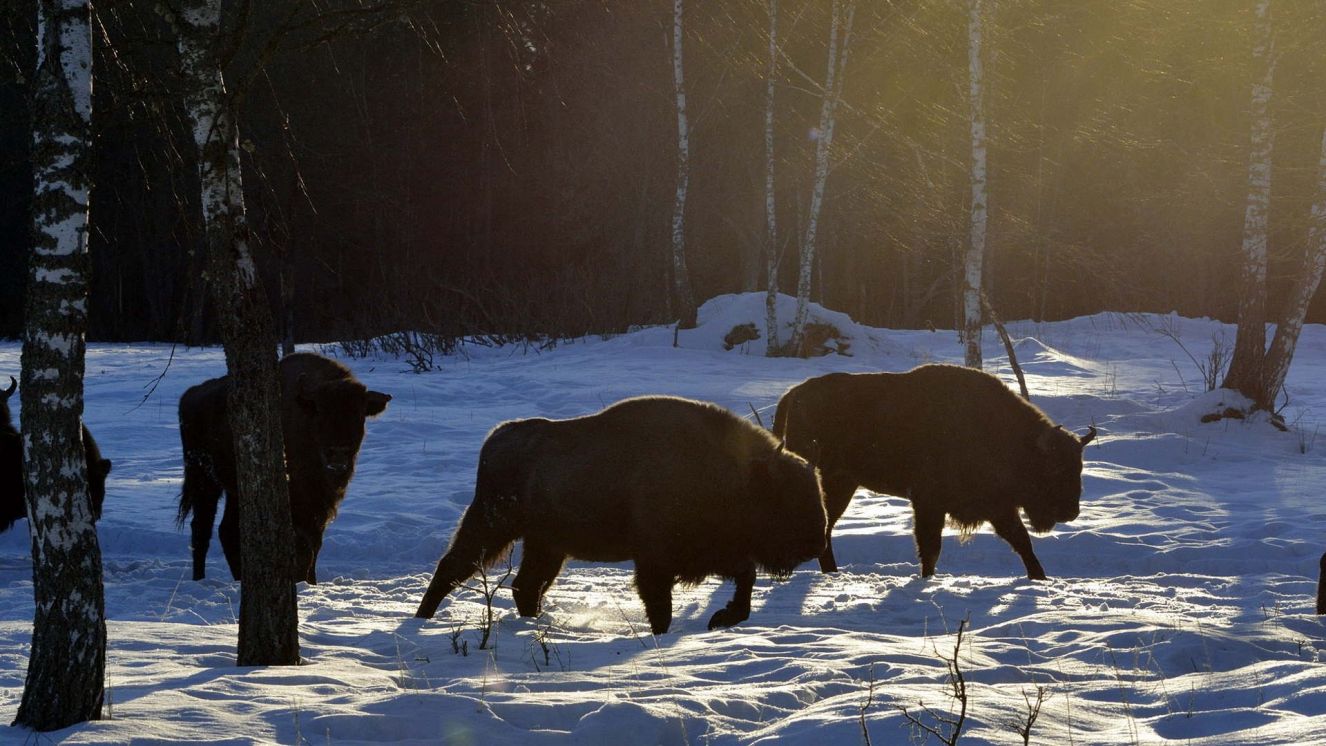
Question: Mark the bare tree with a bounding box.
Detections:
[171,0,300,665]
[14,0,107,730]
[1260,126,1326,406]
[763,0,780,355]
[1216,2,1325,414]
[963,0,989,369]
[670,0,698,329]
[788,0,855,354]
[1223,0,1275,400]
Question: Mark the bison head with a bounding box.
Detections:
[294,375,391,480]
[1023,425,1095,533]
[750,447,828,579]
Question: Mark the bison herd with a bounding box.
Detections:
[11,354,1315,632]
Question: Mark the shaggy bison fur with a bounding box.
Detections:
[414,396,828,634]
[773,364,1095,579]
[1,376,112,533]
[178,353,390,584]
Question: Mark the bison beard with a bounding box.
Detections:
[177,354,390,584]
[1,376,112,533]
[773,364,1095,580]
[414,396,829,634]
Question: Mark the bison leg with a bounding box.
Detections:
[707,564,756,630]
[990,512,1047,580]
[634,565,675,635]
[218,498,243,582]
[416,507,520,619]
[1317,552,1326,615]
[913,503,945,578]
[512,543,564,617]
[182,459,223,581]
[818,473,858,574]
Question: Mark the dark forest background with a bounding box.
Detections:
[2,0,1325,343]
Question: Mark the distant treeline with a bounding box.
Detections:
[1,0,1325,343]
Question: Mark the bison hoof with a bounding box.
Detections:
[1028,572,1048,581]
[707,606,750,630]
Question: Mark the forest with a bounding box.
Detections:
[3,0,1326,344]
[5,0,1326,741]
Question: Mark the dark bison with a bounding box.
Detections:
[1,376,112,533]
[1317,552,1326,615]
[773,364,1095,579]
[415,396,828,634]
[178,353,390,584]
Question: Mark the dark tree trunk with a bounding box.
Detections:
[15,0,107,730]
[176,0,300,666]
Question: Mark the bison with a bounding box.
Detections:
[1,376,112,533]
[773,364,1095,579]
[414,396,828,634]
[178,353,390,584]
[1317,552,1326,615]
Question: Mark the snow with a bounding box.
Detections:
[2,292,1326,744]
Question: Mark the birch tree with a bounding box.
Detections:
[788,0,855,354]
[763,0,780,355]
[171,0,300,665]
[1258,126,1326,408]
[1214,2,1322,413]
[963,0,989,369]
[15,0,107,730]
[1222,0,1274,399]
[670,0,698,329]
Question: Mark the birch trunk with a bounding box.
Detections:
[670,0,697,329]
[175,0,300,666]
[15,0,107,730]
[963,0,988,369]
[1259,126,1326,409]
[789,0,854,354]
[1223,0,1275,398]
[764,0,780,355]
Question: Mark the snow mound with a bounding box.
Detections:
[678,293,883,357]
[1123,388,1275,435]
[1009,336,1100,377]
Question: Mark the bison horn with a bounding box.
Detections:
[2,376,14,399]
[1079,426,1098,446]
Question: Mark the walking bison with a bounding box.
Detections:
[178,353,390,584]
[1,376,112,533]
[773,364,1095,579]
[414,396,828,634]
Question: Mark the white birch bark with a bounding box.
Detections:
[789,0,855,354]
[173,0,300,665]
[1261,125,1326,407]
[963,0,988,369]
[670,0,697,328]
[1223,0,1275,397]
[764,0,780,355]
[16,0,107,729]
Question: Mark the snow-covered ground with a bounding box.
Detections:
[2,292,1325,744]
